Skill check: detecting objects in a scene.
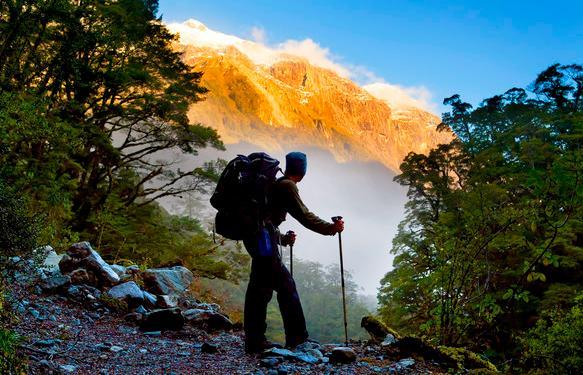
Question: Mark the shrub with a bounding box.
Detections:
[521,294,583,374]
[0,182,38,267]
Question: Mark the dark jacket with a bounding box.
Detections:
[268,176,336,236]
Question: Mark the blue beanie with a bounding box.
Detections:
[286,151,308,176]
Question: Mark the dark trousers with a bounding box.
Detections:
[243,250,309,347]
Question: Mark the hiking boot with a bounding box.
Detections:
[244,339,283,354]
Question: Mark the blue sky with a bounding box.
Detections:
[160,0,582,114]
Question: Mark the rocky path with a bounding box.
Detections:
[6,243,454,374]
[13,287,439,374]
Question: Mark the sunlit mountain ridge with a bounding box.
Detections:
[169,20,451,172]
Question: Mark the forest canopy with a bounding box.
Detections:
[378,63,582,373]
[0,0,246,279]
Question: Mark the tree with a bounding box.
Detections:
[0,0,223,232]
[378,64,583,367]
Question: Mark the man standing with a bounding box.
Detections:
[243,151,344,353]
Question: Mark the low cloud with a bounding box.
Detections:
[167,19,436,112]
[363,82,436,113]
[276,39,350,77]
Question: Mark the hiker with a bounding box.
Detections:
[243,151,345,353]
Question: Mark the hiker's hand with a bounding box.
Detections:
[282,231,296,246]
[333,219,344,233]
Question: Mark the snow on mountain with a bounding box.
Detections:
[166,19,451,172]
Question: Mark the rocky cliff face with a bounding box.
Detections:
[172,22,451,173]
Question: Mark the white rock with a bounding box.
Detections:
[381,333,397,347]
[60,364,77,373]
[106,281,144,307]
[110,264,127,277]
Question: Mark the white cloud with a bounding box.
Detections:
[276,39,350,77]
[250,26,266,44]
[166,19,437,113]
[364,82,436,113]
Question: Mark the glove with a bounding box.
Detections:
[333,219,344,233]
[281,231,296,246]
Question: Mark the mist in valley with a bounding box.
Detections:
[160,142,408,298]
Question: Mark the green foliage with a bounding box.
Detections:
[197,255,372,343]
[0,0,223,233]
[0,327,24,374]
[92,196,248,282]
[521,293,583,374]
[0,282,26,374]
[98,293,129,314]
[438,346,498,373]
[379,63,583,365]
[0,1,239,282]
[0,182,38,265]
[0,92,80,244]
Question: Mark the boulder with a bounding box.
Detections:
[84,248,120,285]
[124,312,143,325]
[110,264,127,278]
[106,281,144,308]
[59,254,84,275]
[40,275,71,294]
[59,242,120,286]
[262,347,320,364]
[142,266,193,295]
[140,308,185,331]
[67,242,94,258]
[183,308,233,331]
[157,294,179,308]
[330,347,357,364]
[295,341,322,352]
[69,268,95,285]
[39,248,63,275]
[142,290,157,308]
[67,284,101,298]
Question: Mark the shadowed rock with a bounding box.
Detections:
[142,266,193,295]
[140,307,185,331]
[40,275,71,294]
[59,242,120,286]
[183,308,233,331]
[330,347,357,363]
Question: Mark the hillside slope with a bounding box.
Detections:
[170,21,450,172]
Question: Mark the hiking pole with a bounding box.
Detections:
[286,230,295,277]
[332,216,348,346]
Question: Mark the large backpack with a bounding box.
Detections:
[210,152,281,240]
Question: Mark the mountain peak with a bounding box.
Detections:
[183,19,208,31]
[168,21,451,172]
